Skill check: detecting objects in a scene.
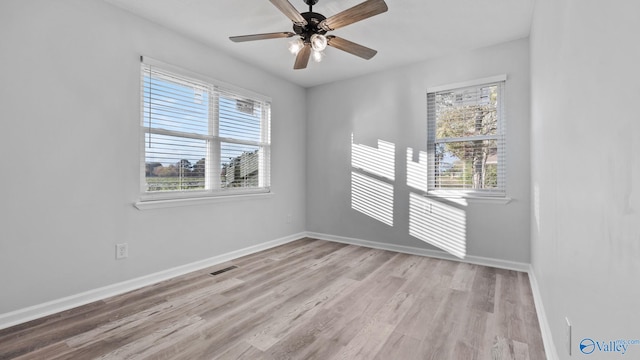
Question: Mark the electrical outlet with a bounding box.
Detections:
[286,214,292,224]
[116,243,128,260]
[565,317,572,356]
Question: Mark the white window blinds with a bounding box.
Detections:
[140,58,271,199]
[427,78,506,196]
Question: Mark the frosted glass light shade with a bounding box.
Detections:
[288,38,304,55]
[310,34,327,51]
[312,50,324,63]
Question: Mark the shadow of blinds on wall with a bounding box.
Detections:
[350,135,395,226]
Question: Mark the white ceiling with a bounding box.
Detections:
[103,0,535,88]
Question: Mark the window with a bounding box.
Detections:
[427,76,505,197]
[140,57,271,201]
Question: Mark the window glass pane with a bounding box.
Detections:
[219,95,262,142]
[143,74,209,135]
[145,134,207,192]
[435,85,498,139]
[434,140,498,190]
[220,142,261,188]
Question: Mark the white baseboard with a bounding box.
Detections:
[528,265,560,360]
[0,232,304,331]
[306,231,530,272]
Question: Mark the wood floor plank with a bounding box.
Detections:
[516,272,546,360]
[513,340,531,360]
[0,239,546,360]
[450,308,489,360]
[469,264,497,313]
[320,276,407,346]
[373,331,422,360]
[418,288,471,359]
[229,238,316,266]
[12,342,73,360]
[246,275,357,351]
[495,272,528,345]
[375,290,414,326]
[211,341,264,360]
[304,243,367,271]
[394,269,450,339]
[329,320,395,360]
[263,275,405,359]
[451,262,478,291]
[342,248,397,281]
[93,314,206,360]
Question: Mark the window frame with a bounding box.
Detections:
[137,56,271,207]
[426,75,507,199]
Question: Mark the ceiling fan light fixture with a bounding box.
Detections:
[288,38,304,54]
[229,0,388,70]
[310,34,327,52]
[312,49,324,63]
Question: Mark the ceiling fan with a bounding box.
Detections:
[229,0,388,70]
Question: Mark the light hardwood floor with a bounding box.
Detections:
[0,238,546,359]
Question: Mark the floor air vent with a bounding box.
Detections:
[210,265,238,276]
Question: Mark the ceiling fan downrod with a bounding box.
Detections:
[304,0,319,12]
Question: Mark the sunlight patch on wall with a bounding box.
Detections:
[351,172,394,226]
[350,135,395,226]
[406,147,429,192]
[409,193,466,258]
[351,135,395,181]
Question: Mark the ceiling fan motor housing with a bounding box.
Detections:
[293,12,327,43]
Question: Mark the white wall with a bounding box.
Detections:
[0,0,306,314]
[530,1,640,358]
[306,38,531,263]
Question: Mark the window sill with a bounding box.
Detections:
[134,191,274,210]
[426,193,513,205]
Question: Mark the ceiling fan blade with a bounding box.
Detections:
[294,45,311,70]
[327,36,377,60]
[229,32,296,42]
[319,0,388,31]
[269,0,308,26]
